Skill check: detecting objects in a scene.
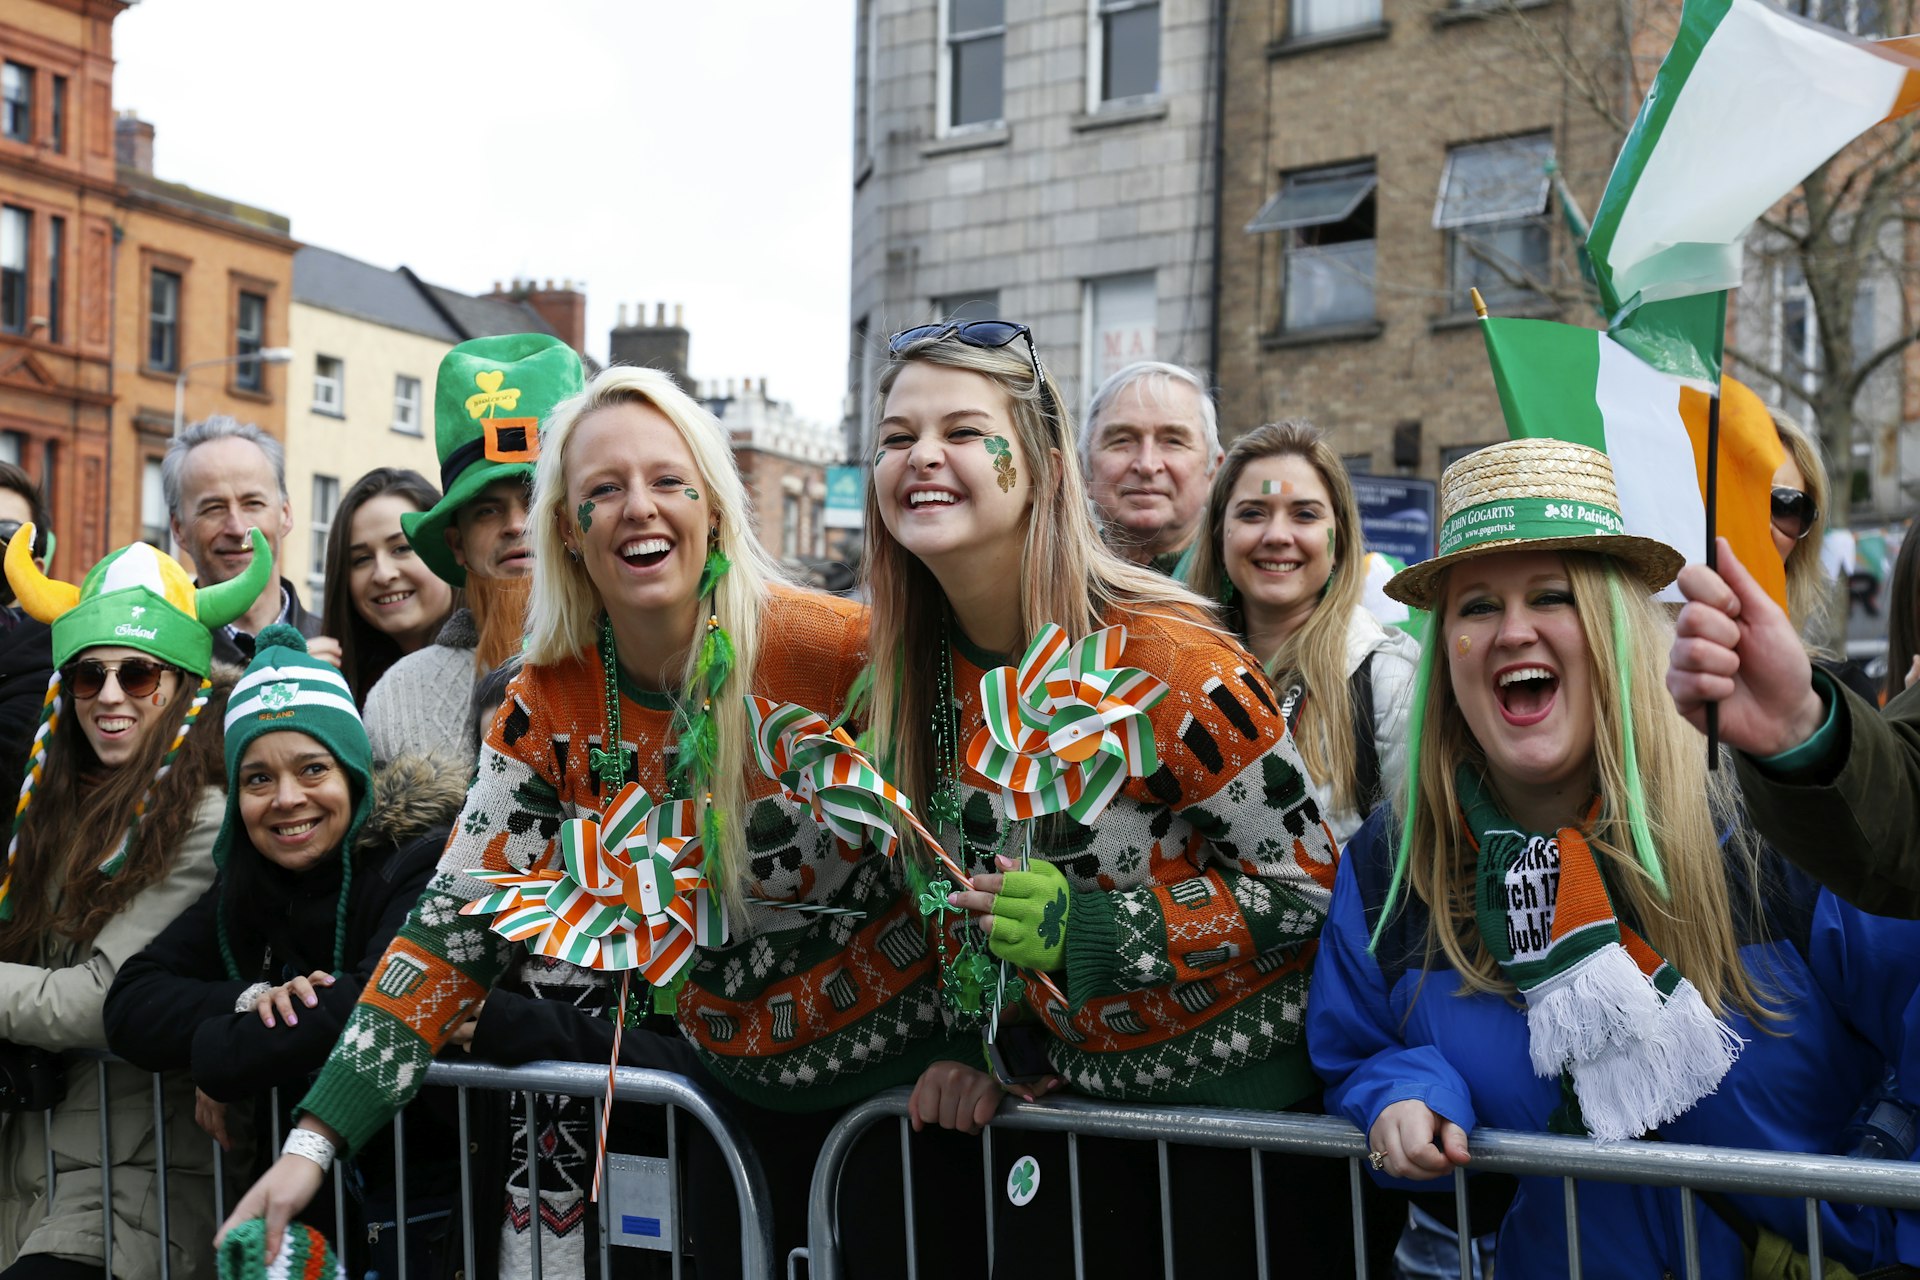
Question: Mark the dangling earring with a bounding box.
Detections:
[1220,578,1236,605]
[708,523,720,549]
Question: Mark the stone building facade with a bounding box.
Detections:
[848,0,1221,457]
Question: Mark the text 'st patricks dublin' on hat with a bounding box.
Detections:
[402,332,586,588]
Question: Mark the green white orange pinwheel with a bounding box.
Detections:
[746,695,944,864]
[966,624,1168,824]
[460,781,725,984]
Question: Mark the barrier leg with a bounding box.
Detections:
[1068,1131,1085,1280]
[525,1091,542,1280]
[1680,1186,1701,1280]
[1156,1140,1175,1279]
[333,1160,346,1267]
[668,1104,683,1280]
[983,1125,997,1273]
[1806,1198,1823,1278]
[212,1135,225,1226]
[457,1087,476,1280]
[1254,1149,1271,1280]
[593,1094,611,1280]
[899,1116,920,1280]
[1455,1165,1472,1280]
[1564,1177,1582,1280]
[392,1112,408,1280]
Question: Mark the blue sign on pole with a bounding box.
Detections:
[1352,475,1437,564]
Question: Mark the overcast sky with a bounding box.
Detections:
[115,1,856,428]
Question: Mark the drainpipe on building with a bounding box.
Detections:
[1206,0,1229,393]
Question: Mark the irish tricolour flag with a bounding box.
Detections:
[1478,314,1788,608]
[1586,0,1920,325]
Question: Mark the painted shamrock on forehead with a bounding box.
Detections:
[984,435,1017,493]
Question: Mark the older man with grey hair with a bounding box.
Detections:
[164,415,338,667]
[1080,361,1225,580]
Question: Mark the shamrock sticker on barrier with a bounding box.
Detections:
[460,781,726,984]
[746,696,946,865]
[966,624,1169,824]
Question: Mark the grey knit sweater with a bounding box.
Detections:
[363,608,479,767]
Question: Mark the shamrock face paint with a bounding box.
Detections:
[985,435,1017,493]
[684,488,701,502]
[576,500,595,533]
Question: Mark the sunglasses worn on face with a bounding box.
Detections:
[887,321,1060,426]
[63,658,175,700]
[1771,487,1819,541]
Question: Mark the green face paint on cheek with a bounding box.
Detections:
[684,488,700,502]
[1328,527,1336,560]
[984,435,1017,493]
[576,500,595,532]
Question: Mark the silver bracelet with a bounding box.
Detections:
[234,982,273,1014]
[282,1127,336,1173]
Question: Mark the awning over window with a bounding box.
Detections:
[1433,135,1554,229]
[1247,166,1377,234]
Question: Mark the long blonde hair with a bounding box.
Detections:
[1773,413,1833,648]
[1188,422,1367,813]
[863,334,1219,810]
[1398,552,1769,1020]
[526,365,788,908]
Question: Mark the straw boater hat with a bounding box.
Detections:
[1384,438,1684,609]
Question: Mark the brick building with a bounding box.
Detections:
[848,0,1220,458]
[702,376,839,563]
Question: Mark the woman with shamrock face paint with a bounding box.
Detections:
[1189,421,1421,845]
[868,324,1358,1274]
[219,364,978,1279]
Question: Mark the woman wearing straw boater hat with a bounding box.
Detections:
[0,525,271,1280]
[1306,438,1920,1278]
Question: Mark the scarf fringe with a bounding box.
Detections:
[1523,941,1663,1078]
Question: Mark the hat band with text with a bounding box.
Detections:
[1436,496,1627,559]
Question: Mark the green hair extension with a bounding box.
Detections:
[1368,608,1438,953]
[1607,571,1669,899]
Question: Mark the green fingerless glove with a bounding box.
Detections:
[988,860,1071,972]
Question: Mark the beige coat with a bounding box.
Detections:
[0,786,224,1280]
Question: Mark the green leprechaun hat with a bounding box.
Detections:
[402,332,586,587]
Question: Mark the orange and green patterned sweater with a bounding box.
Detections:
[299,586,967,1154]
[941,604,1340,1109]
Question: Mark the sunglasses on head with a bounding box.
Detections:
[887,321,1060,426]
[63,658,176,700]
[1771,487,1819,541]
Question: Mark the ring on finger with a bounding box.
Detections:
[1367,1150,1387,1171]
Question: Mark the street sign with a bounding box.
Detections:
[1352,475,1437,564]
[824,465,864,529]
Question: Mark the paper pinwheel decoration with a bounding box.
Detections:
[460,782,725,985]
[966,624,1169,824]
[746,695,945,865]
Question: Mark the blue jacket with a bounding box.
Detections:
[1308,809,1920,1279]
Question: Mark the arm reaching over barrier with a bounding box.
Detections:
[215,1116,340,1258]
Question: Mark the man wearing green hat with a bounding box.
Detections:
[363,333,584,765]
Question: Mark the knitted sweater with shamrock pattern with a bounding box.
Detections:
[946,606,1339,1109]
[299,586,964,1154]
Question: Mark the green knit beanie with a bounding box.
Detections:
[214,624,374,978]
[216,1218,343,1280]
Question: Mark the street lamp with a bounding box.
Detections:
[172,346,296,437]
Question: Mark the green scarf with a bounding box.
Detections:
[1458,766,1741,1141]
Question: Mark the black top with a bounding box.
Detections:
[207,577,324,669]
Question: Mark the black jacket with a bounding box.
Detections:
[206,577,324,669]
[0,612,53,801]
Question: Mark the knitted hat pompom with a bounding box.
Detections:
[254,623,309,655]
[216,1218,343,1279]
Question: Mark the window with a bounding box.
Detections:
[0,433,19,465]
[1773,259,1818,398]
[0,207,26,335]
[49,76,64,153]
[234,291,265,391]
[1083,272,1157,391]
[944,0,1005,130]
[1440,442,1493,471]
[1095,0,1159,104]
[313,356,344,414]
[310,474,340,593]
[930,290,1000,322]
[811,498,826,555]
[1436,134,1554,310]
[854,0,877,163]
[1250,161,1377,332]
[393,374,423,434]
[141,457,169,550]
[1,63,29,144]
[44,216,61,344]
[782,493,801,557]
[1342,452,1374,475]
[148,268,180,371]
[1290,0,1380,39]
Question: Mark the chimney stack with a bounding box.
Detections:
[609,301,691,390]
[115,112,154,175]
[483,276,588,357]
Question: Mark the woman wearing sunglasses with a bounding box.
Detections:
[869,322,1347,1273]
[0,526,273,1279]
[1771,415,1877,702]
[219,365,976,1279]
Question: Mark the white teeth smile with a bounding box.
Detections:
[1254,560,1301,573]
[274,820,318,838]
[909,491,957,506]
[621,538,671,557]
[373,591,413,605]
[96,717,134,733]
[1499,667,1555,686]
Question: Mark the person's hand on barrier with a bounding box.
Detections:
[947,855,1071,972]
[1668,539,1825,757]
[909,1060,1006,1135]
[1368,1099,1471,1181]
[217,1127,335,1257]
[195,1088,232,1151]
[255,970,334,1028]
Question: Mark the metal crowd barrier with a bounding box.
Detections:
[16,1054,772,1280]
[804,1087,1920,1280]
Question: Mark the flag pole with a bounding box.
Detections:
[1705,385,1721,770]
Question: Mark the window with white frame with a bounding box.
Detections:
[234,291,265,391]
[393,374,423,434]
[1250,161,1377,332]
[0,206,26,335]
[1083,272,1157,392]
[141,457,169,550]
[1094,0,1160,104]
[782,493,801,557]
[310,474,339,593]
[943,0,1005,131]
[930,290,1000,323]
[313,356,344,414]
[1772,258,1819,399]
[1435,134,1554,311]
[1,63,30,143]
[1290,0,1381,39]
[148,268,181,371]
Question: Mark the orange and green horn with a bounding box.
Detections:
[5,525,78,624]
[192,527,274,628]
